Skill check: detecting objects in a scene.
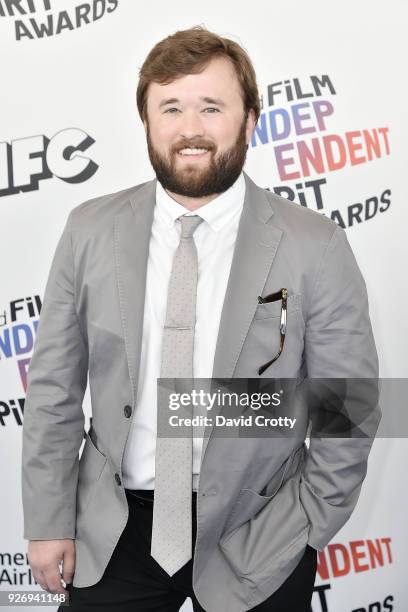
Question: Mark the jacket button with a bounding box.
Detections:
[115,473,122,486]
[124,405,132,418]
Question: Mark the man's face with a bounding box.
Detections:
[143,56,256,198]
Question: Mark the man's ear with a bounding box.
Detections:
[245,108,256,145]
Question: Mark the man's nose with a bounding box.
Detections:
[179,110,205,139]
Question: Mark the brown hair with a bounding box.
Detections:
[136,25,260,124]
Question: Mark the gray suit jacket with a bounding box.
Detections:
[21,172,381,611]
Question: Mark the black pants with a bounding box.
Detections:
[63,489,317,611]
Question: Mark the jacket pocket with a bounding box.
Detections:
[76,430,107,517]
[219,475,310,582]
[253,293,302,320]
[222,446,301,536]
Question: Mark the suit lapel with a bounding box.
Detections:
[114,179,157,405]
[201,172,283,460]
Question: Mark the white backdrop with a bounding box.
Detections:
[1,1,407,610]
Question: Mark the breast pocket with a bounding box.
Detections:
[253,293,302,320]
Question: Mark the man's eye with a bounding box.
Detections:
[164,108,180,114]
[203,107,220,113]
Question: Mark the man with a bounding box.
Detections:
[22,26,380,612]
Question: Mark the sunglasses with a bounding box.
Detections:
[257,288,288,375]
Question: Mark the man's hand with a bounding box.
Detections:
[28,539,75,594]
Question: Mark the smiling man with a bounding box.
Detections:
[142,54,254,205]
[22,26,380,612]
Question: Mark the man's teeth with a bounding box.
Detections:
[179,148,209,155]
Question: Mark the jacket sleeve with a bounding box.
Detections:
[301,225,381,550]
[21,209,88,540]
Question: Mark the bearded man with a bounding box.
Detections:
[22,25,380,612]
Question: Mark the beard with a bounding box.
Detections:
[146,115,248,198]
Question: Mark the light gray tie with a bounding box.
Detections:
[151,214,203,576]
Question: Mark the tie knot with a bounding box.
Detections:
[178,215,203,239]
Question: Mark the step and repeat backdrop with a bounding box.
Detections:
[1,1,407,610]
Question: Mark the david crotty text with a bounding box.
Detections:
[168,415,297,429]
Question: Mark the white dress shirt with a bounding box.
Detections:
[122,172,246,491]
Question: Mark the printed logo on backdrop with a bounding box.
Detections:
[252,75,391,228]
[0,128,98,196]
[0,0,118,41]
[0,295,40,427]
[312,537,395,612]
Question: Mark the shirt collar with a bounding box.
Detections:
[155,172,246,233]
